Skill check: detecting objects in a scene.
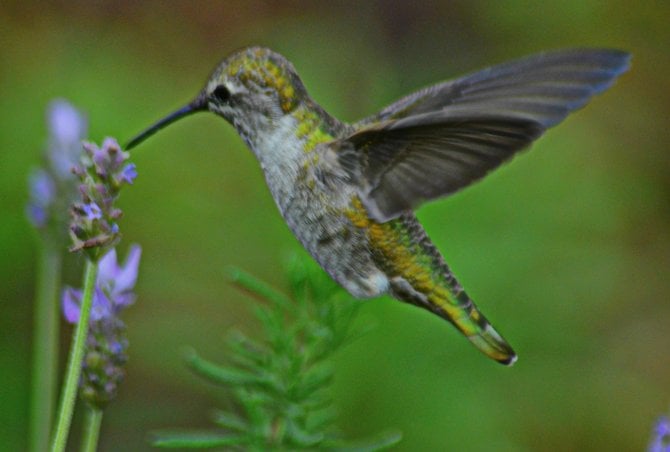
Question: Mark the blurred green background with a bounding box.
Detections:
[2,1,669,450]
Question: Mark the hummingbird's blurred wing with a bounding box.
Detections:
[339,49,630,222]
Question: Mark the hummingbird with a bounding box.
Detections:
[127,46,630,365]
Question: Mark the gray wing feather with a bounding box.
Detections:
[340,49,630,222]
[356,49,630,129]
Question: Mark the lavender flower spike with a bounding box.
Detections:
[650,416,670,452]
[69,138,137,260]
[48,100,89,180]
[27,99,87,237]
[61,245,141,407]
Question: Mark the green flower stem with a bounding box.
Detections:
[51,260,98,452]
[29,243,62,452]
[80,405,103,452]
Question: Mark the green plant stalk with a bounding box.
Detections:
[50,260,98,452]
[80,405,103,452]
[29,243,62,452]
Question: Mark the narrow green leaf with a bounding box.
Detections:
[252,304,285,344]
[227,333,269,369]
[150,430,245,448]
[305,407,336,432]
[236,389,272,435]
[211,410,248,432]
[302,391,333,411]
[327,430,403,451]
[227,267,292,310]
[285,418,324,447]
[294,364,333,400]
[186,351,263,386]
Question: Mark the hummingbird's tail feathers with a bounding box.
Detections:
[390,277,517,365]
[466,322,517,366]
[437,290,517,366]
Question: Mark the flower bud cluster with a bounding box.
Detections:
[62,245,141,407]
[78,314,128,407]
[69,138,137,261]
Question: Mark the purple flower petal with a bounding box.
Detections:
[91,148,108,169]
[119,163,137,185]
[26,204,47,228]
[92,138,124,170]
[114,292,136,308]
[27,170,56,227]
[658,416,670,436]
[29,169,56,206]
[107,340,122,355]
[90,286,113,321]
[650,416,670,452]
[62,245,141,326]
[48,100,87,146]
[81,202,103,221]
[97,248,120,283]
[114,245,141,294]
[101,137,122,154]
[62,287,83,323]
[47,100,87,179]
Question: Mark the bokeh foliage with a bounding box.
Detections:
[2,1,669,450]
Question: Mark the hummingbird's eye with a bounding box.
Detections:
[211,85,231,103]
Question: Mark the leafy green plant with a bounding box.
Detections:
[152,257,401,450]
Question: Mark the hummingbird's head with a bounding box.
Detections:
[203,47,309,146]
[126,47,309,150]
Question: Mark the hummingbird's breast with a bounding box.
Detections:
[250,111,390,299]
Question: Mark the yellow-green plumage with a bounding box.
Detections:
[345,197,515,364]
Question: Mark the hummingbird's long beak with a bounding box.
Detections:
[126,92,208,150]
